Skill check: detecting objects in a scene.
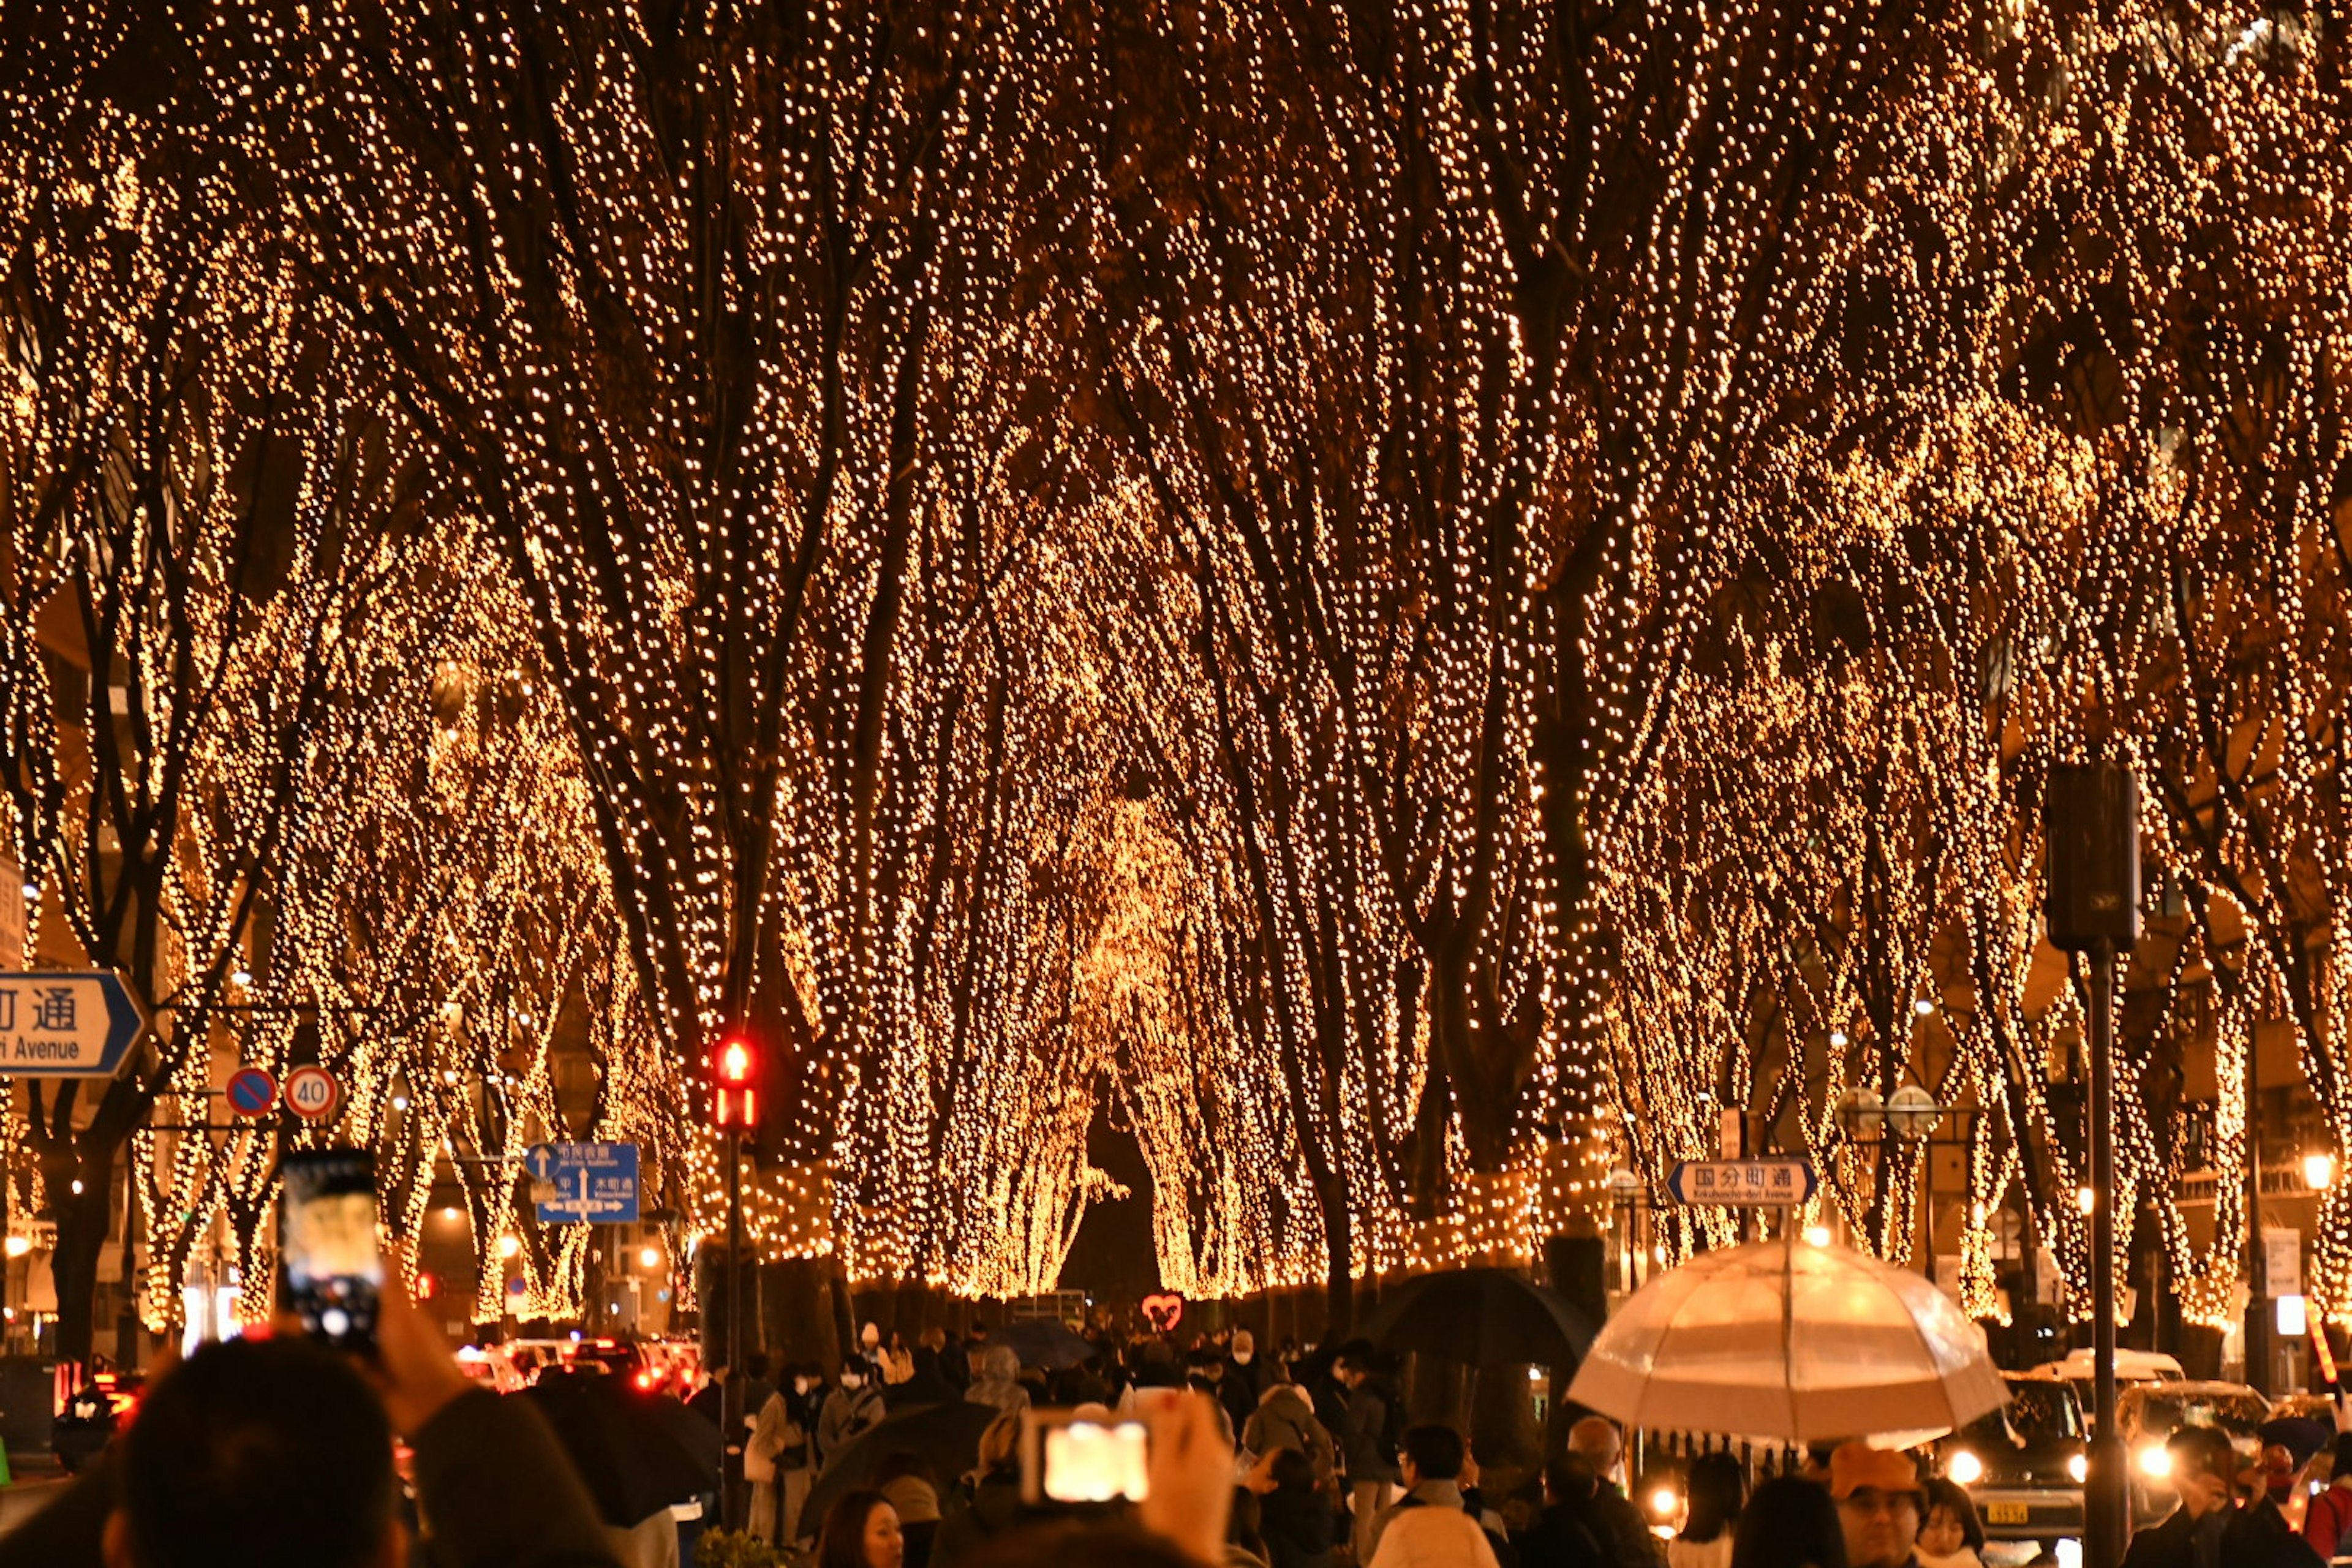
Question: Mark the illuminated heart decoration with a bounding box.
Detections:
[1141,1292,1185,1332]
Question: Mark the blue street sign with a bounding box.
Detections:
[525,1142,641,1224]
[1665,1157,1818,1208]
[0,971,147,1077]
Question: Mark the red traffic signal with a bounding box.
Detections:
[711,1036,759,1131]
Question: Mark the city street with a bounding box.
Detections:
[4,4,2351,1568]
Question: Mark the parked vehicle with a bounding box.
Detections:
[1934,1373,2088,1552]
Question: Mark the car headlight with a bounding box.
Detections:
[1947,1450,1985,1486]
[2138,1445,2174,1480]
[2068,1453,2088,1483]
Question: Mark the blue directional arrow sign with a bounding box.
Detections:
[526,1142,641,1224]
[0,971,147,1078]
[1665,1157,1817,1208]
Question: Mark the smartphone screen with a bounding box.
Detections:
[1021,1408,1151,1504]
[278,1148,382,1351]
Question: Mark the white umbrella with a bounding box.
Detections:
[1567,1234,2008,1445]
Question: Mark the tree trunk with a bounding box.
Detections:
[50,1158,117,1367]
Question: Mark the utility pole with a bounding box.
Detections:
[2045,761,2139,1568]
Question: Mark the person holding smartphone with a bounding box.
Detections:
[65,1281,619,1568]
[3,1148,623,1568]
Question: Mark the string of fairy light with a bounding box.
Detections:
[4,0,2352,1341]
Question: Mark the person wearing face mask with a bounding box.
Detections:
[1224,1331,1267,1431]
[750,1363,826,1544]
[821,1360,889,1474]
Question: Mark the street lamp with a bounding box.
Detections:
[1606,1169,1642,1293]
[2305,1152,2336,1193]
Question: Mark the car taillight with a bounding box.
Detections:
[636,1372,654,1390]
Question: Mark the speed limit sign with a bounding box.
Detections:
[284,1065,343,1122]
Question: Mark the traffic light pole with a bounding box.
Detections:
[723,1126,745,1532]
[2086,937,2126,1568]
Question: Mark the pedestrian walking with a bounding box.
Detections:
[1826,1442,1924,1568]
[820,1359,889,1471]
[1364,1425,1508,1568]
[1668,1453,1743,1568]
[1245,1378,1339,1490]
[1730,1476,1849,1568]
[965,1343,1031,1417]
[930,1409,1027,1567]
[1913,1478,1983,1568]
[1565,1417,1665,1567]
[748,1366,821,1542]
[1224,1330,1268,1428]
[819,1488,907,1568]
[1336,1343,1401,1565]
[1254,1447,1339,1568]
[1515,1453,1608,1568]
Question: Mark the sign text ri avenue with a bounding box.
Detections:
[0,971,149,1077]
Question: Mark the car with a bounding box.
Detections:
[454,1344,528,1395]
[1934,1373,2087,1551]
[2269,1390,2347,1426]
[2117,1380,2272,1525]
[2027,1348,2186,1414]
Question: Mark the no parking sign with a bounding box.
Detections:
[225,1067,277,1118]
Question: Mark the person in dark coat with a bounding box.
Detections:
[885,1346,957,1411]
[1223,1330,1268,1431]
[1515,1454,1610,1568]
[2121,1426,2322,1568]
[1566,1417,1665,1568]
[1256,1448,1339,1568]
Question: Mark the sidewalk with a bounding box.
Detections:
[0,1454,75,1537]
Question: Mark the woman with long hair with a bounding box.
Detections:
[1671,1453,1746,1568]
[1915,1477,1985,1568]
[819,1488,906,1568]
[1730,1476,1849,1568]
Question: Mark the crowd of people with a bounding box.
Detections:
[7,1296,2343,1568]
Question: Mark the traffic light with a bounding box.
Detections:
[712,1035,759,1131]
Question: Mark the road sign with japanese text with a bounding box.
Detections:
[1665,1158,1817,1207]
[0,971,146,1077]
[526,1142,641,1224]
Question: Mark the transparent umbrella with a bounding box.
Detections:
[1567,1234,2008,1446]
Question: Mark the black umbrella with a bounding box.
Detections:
[992,1317,1096,1372]
[800,1399,1008,1535]
[519,1370,722,1528]
[1359,1267,1596,1368]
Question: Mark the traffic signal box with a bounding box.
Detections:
[711,1036,759,1131]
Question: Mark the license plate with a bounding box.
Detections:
[1985,1502,2030,1525]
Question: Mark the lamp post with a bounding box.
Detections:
[2044,761,2139,1568]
